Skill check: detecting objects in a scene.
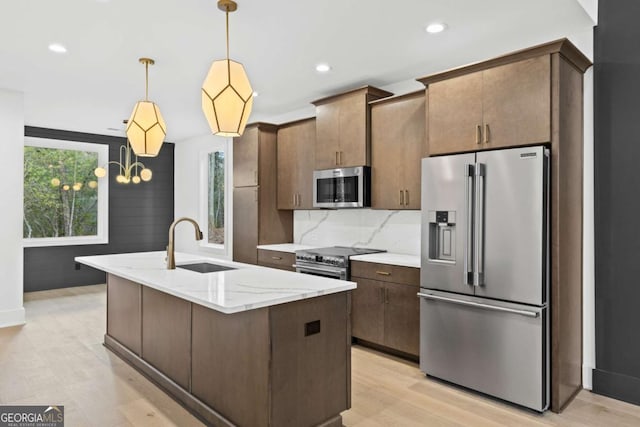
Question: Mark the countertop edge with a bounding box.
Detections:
[76,253,356,314]
[350,253,421,269]
[256,244,320,253]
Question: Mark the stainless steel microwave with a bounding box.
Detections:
[313,166,371,208]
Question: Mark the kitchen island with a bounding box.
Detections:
[75,252,354,427]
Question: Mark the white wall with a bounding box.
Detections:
[577,0,598,24]
[174,133,233,259]
[582,65,595,390]
[560,25,596,391]
[0,88,25,328]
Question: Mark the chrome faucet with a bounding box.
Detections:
[166,217,203,269]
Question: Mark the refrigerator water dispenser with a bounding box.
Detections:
[427,210,456,262]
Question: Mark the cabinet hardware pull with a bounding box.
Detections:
[254,170,258,184]
[339,151,343,165]
[379,287,385,304]
[293,194,297,207]
[385,288,389,304]
[271,256,282,260]
[400,190,404,206]
[297,194,301,207]
[476,125,482,144]
[335,151,339,165]
[484,124,490,143]
[255,188,258,202]
[376,271,391,276]
[405,190,409,206]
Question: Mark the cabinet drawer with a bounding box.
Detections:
[258,250,295,271]
[351,261,419,286]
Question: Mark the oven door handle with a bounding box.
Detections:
[292,264,344,274]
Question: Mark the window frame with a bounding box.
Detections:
[199,139,231,256]
[23,136,109,247]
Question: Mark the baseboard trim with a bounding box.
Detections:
[592,368,640,406]
[0,307,25,328]
[583,365,594,390]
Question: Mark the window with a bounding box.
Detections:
[200,141,230,253]
[23,137,109,247]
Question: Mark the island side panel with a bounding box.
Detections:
[106,274,141,355]
[269,292,350,427]
[141,287,192,391]
[191,304,271,427]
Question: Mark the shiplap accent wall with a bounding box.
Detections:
[593,0,640,406]
[23,127,174,291]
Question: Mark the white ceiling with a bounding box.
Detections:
[0,0,594,142]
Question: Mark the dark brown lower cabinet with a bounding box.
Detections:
[351,261,420,358]
[141,287,191,391]
[257,249,296,271]
[105,273,349,427]
[383,282,421,356]
[351,278,384,344]
[106,275,141,355]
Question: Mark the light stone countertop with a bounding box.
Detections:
[256,243,321,253]
[350,252,421,269]
[75,251,355,314]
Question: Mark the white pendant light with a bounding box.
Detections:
[201,0,253,137]
[126,58,167,157]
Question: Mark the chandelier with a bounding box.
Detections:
[94,121,153,184]
[201,0,253,137]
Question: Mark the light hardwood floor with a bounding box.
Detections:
[0,285,638,426]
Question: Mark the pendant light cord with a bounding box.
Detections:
[226,8,230,60]
[145,61,149,101]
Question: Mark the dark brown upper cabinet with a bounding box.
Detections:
[276,118,316,210]
[370,91,426,210]
[312,86,392,170]
[425,55,551,155]
[232,123,292,265]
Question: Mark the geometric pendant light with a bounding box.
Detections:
[126,58,167,157]
[201,0,253,137]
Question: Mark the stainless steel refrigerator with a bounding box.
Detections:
[419,145,549,412]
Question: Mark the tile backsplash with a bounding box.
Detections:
[293,209,421,255]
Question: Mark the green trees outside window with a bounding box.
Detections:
[24,146,99,238]
[208,151,225,244]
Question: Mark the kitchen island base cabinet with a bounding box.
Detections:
[105,273,350,427]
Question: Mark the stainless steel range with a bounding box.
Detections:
[295,246,386,280]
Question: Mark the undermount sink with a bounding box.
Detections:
[177,262,236,273]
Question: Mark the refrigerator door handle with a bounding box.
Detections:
[474,163,485,287]
[417,292,540,318]
[464,164,474,286]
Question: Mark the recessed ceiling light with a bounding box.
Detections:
[48,43,67,53]
[252,91,259,97]
[425,23,447,34]
[315,63,331,73]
